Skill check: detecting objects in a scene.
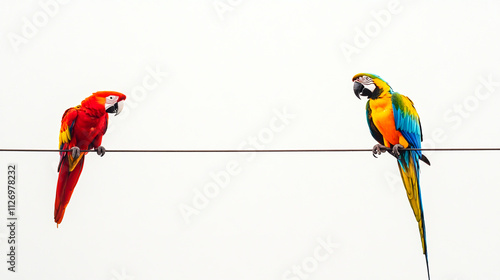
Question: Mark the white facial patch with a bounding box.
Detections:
[356,76,376,93]
[105,95,118,110]
[364,83,376,92]
[105,95,118,104]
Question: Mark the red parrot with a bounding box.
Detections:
[54,91,126,226]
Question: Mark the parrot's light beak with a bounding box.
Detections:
[105,100,125,116]
[115,100,124,116]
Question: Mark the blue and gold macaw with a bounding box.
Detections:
[352,73,431,279]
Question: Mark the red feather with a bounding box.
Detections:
[54,156,85,225]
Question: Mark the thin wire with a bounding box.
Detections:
[0,148,499,153]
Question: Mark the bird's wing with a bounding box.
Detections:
[58,106,84,172]
[391,93,422,150]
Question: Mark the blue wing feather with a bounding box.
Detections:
[392,93,423,163]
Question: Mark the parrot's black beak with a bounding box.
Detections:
[105,101,125,116]
[353,82,363,99]
[106,103,118,114]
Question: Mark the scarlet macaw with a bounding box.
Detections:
[55,91,126,226]
[352,73,431,279]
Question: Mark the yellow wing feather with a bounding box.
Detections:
[58,106,84,172]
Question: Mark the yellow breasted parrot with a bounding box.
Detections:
[352,73,431,279]
[55,91,126,226]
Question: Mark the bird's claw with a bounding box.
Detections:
[372,144,388,158]
[391,144,404,158]
[97,146,106,157]
[70,146,81,159]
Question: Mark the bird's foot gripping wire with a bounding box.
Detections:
[70,146,80,159]
[372,144,389,158]
[96,146,106,157]
[390,144,404,159]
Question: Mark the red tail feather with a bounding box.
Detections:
[54,156,85,226]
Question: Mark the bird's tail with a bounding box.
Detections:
[54,156,85,226]
[397,150,430,279]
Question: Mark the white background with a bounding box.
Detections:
[1,1,500,279]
